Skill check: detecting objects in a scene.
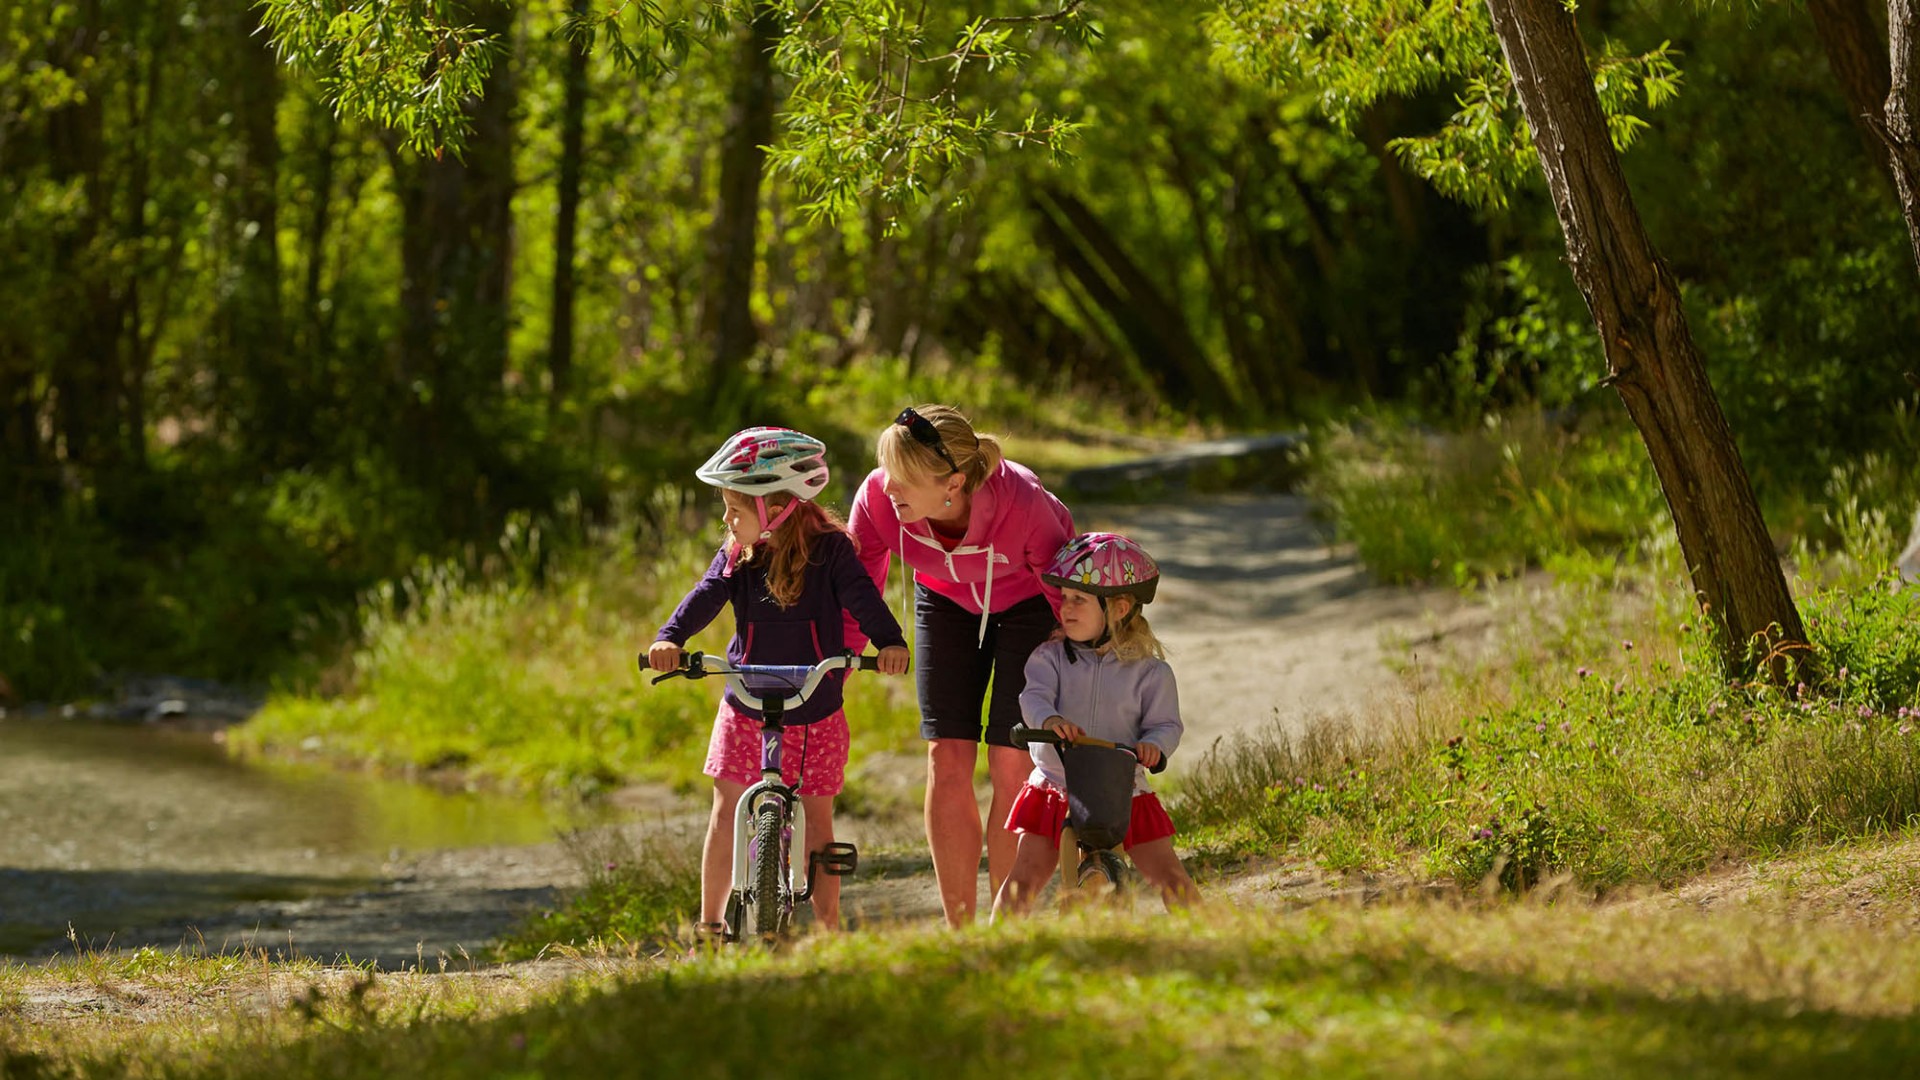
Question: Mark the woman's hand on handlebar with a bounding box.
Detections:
[1134,741,1163,769]
[647,641,683,673]
[876,645,910,676]
[1043,715,1085,742]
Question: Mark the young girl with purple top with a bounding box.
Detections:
[648,428,910,939]
[991,532,1200,917]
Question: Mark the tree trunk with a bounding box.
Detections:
[1482,0,1807,674]
[1807,0,1895,183]
[46,0,123,480]
[1887,0,1920,278]
[548,0,590,417]
[705,3,780,413]
[301,111,339,355]
[392,0,515,489]
[226,0,288,461]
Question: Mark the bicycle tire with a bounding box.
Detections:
[749,800,786,938]
[1077,849,1126,895]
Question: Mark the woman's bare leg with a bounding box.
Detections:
[926,738,983,926]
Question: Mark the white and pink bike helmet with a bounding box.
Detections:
[696,427,831,543]
[1041,532,1161,605]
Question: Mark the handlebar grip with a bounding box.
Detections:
[1146,753,1169,775]
[1009,723,1059,748]
[855,654,882,672]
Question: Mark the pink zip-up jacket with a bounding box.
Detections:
[846,460,1075,645]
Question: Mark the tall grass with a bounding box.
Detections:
[492,826,704,961]
[1300,409,1667,587]
[234,514,927,797]
[1179,562,1920,891]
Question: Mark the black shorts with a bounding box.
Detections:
[913,585,1057,748]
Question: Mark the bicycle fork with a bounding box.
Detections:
[731,776,806,904]
[729,772,859,932]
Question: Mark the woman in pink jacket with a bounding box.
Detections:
[848,404,1075,925]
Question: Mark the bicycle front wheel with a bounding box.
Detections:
[1077,849,1126,896]
[749,800,787,938]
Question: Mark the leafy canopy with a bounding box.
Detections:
[260,0,1091,214]
[1207,0,1683,209]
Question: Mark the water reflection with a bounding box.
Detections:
[0,720,590,953]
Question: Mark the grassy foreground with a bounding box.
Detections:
[8,899,1920,1078]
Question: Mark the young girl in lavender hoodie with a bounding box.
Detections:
[648,428,909,940]
[991,532,1200,917]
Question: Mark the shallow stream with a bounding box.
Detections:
[0,719,580,956]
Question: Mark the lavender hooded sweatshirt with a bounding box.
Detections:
[1017,638,1183,795]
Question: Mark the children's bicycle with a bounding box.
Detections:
[1009,722,1168,897]
[647,650,877,941]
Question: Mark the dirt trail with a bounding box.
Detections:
[1082,494,1467,754]
[42,493,1467,966]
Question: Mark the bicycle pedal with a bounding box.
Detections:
[810,842,859,877]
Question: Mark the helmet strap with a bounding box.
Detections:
[755,494,801,541]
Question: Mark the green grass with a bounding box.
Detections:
[491,828,704,962]
[14,904,1920,1078]
[1176,559,1920,892]
[1300,409,1667,588]
[231,523,927,798]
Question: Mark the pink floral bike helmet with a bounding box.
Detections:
[696,427,830,542]
[1041,532,1160,604]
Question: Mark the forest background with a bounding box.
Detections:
[3,0,1919,705]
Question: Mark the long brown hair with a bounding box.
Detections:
[731,494,851,609]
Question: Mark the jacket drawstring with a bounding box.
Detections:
[900,521,1001,646]
[976,543,994,645]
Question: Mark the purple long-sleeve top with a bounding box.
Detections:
[655,530,907,726]
[1017,638,1183,794]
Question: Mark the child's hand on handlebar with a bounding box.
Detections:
[647,641,683,673]
[1134,741,1163,769]
[1043,715,1085,742]
[876,645,910,675]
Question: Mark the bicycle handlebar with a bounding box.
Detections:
[1009,722,1169,774]
[644,650,882,713]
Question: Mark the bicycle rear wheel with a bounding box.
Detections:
[748,800,787,938]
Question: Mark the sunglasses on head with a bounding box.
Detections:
[894,407,961,476]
